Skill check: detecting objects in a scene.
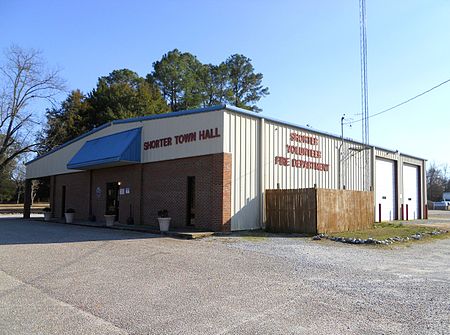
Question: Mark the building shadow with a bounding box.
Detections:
[0,217,161,245]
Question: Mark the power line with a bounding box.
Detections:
[346,77,450,125]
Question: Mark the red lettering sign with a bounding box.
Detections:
[275,156,290,166]
[289,132,319,145]
[286,144,322,158]
[143,128,220,150]
[274,132,329,172]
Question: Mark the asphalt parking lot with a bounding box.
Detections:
[0,216,449,335]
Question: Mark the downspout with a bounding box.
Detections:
[259,118,265,229]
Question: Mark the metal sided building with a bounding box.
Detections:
[25,105,427,231]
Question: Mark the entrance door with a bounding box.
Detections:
[187,176,195,226]
[106,182,120,221]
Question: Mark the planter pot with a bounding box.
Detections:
[158,217,171,232]
[65,212,75,224]
[43,212,52,221]
[104,214,116,227]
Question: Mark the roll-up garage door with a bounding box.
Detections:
[403,164,420,220]
[375,158,396,221]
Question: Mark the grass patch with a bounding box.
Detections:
[335,222,446,240]
[235,230,271,242]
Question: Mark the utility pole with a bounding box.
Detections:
[359,0,370,191]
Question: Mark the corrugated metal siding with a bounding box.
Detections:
[225,111,374,230]
[263,121,367,191]
[374,148,398,161]
[224,112,260,230]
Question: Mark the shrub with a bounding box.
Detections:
[158,209,169,218]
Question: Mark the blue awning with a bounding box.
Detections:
[67,128,141,170]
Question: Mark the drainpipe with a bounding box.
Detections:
[259,118,265,229]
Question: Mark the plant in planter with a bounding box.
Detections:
[65,208,75,223]
[157,209,171,232]
[104,210,116,227]
[42,207,52,221]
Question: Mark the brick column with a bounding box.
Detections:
[222,153,232,231]
[211,153,232,232]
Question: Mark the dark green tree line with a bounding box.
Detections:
[149,49,269,112]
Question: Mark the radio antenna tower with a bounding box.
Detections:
[359,0,370,190]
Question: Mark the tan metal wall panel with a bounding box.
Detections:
[263,121,367,191]
[141,111,223,163]
[224,111,260,230]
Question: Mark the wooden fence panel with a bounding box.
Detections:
[266,188,317,234]
[316,189,374,233]
[265,188,374,234]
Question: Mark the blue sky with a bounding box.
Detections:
[1,0,449,167]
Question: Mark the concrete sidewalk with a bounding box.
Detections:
[31,216,215,239]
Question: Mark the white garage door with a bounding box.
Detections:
[403,164,420,220]
[375,158,396,221]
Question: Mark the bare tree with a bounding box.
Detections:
[11,161,26,204]
[31,179,40,204]
[0,45,64,174]
[427,163,449,201]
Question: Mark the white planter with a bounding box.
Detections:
[104,214,116,227]
[43,212,52,221]
[158,217,171,232]
[65,212,75,223]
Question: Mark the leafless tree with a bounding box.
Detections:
[427,163,449,201]
[11,160,26,204]
[0,45,65,174]
[31,179,40,204]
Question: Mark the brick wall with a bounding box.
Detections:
[51,171,90,220]
[50,153,232,231]
[141,153,232,231]
[91,164,142,224]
